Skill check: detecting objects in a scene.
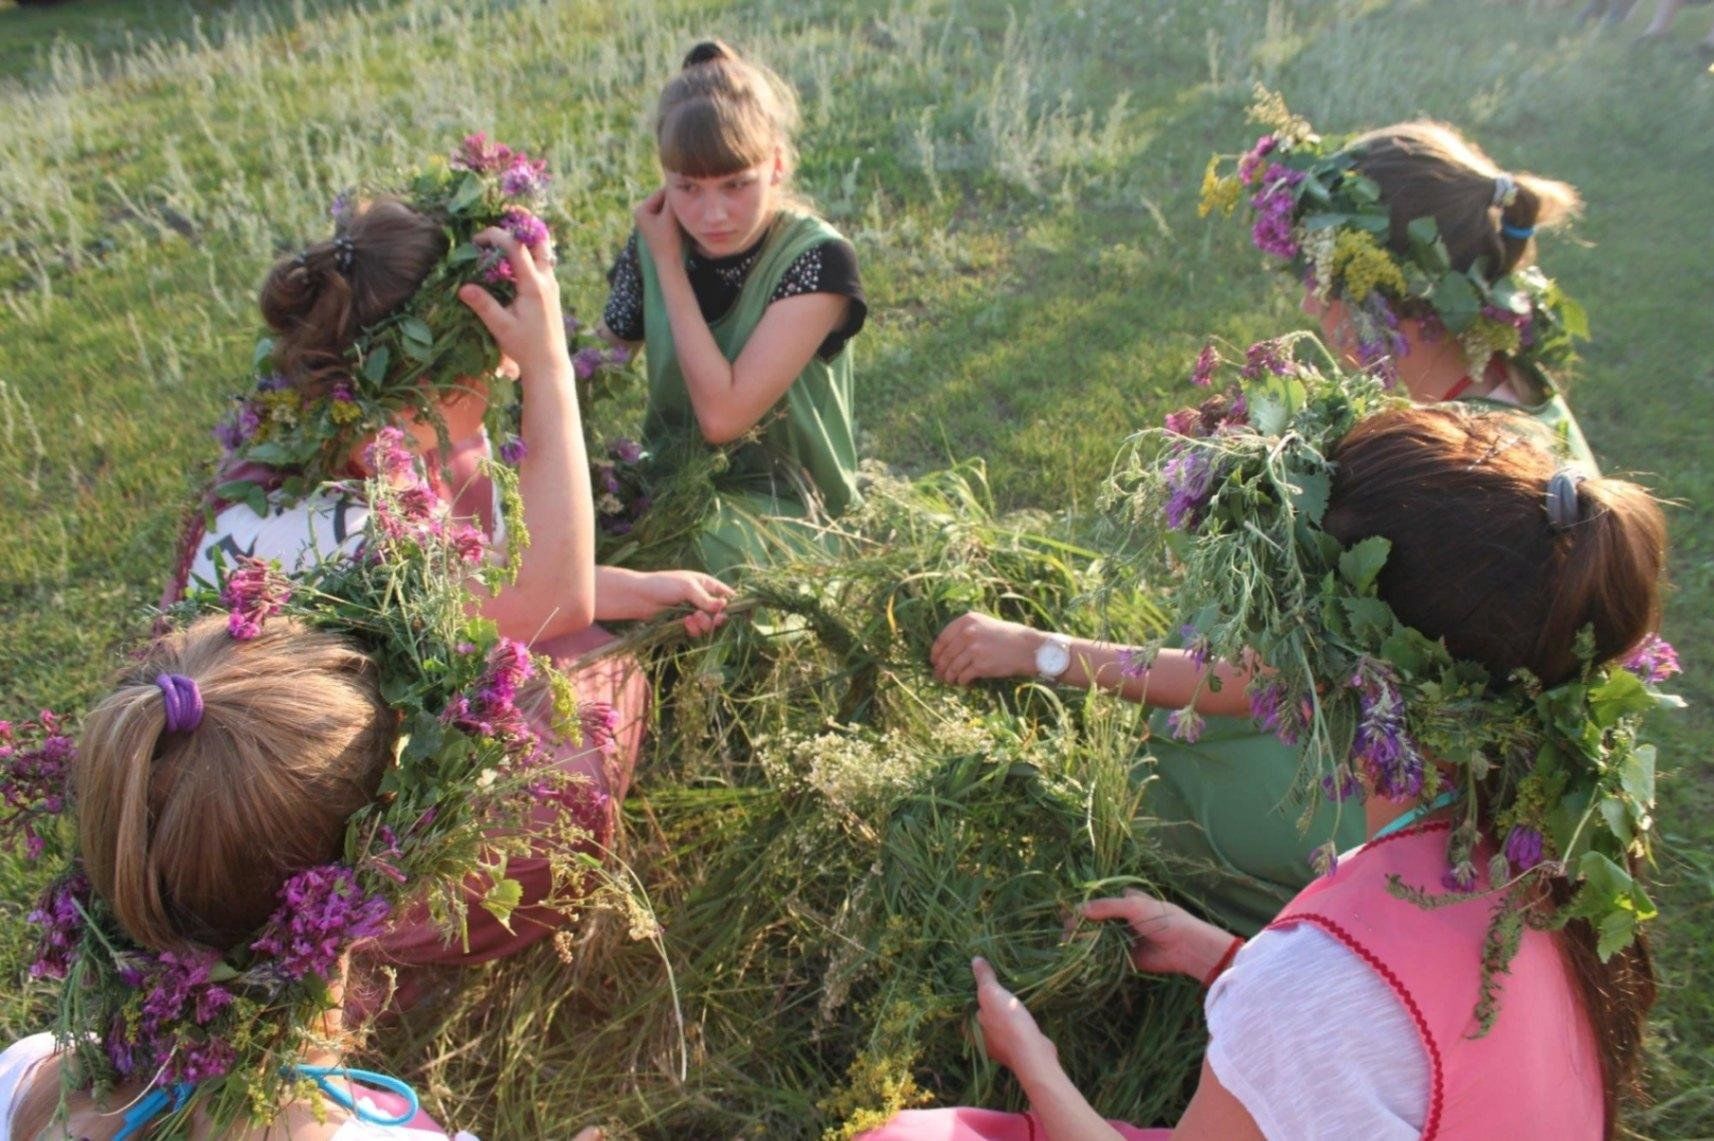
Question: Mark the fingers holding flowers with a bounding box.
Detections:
[459,224,568,382]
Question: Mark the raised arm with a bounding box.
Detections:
[457,226,596,642]
[634,189,847,444]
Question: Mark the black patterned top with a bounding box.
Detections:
[603,229,867,361]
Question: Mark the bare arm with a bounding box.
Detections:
[458,227,596,642]
[929,613,1253,718]
[634,189,847,444]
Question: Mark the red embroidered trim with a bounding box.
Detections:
[1201,935,1245,989]
[1279,912,1446,1140]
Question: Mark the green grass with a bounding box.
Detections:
[1,0,1711,1135]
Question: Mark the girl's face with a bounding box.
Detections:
[664,151,783,258]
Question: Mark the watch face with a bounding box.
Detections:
[1037,638,1070,679]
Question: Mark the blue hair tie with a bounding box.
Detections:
[1501,221,1535,240]
[289,1064,420,1126]
[114,1083,195,1139]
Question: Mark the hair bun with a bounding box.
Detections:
[682,38,734,69]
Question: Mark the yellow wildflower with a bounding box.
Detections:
[1331,229,1407,302]
[258,388,303,428]
[328,398,362,425]
[1198,156,1242,218]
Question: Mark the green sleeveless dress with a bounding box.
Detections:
[1146,386,1595,936]
[637,211,861,577]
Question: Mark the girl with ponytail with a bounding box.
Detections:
[600,38,868,576]
[872,384,1671,1139]
[1,617,453,1137]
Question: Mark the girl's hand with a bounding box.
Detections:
[638,569,735,636]
[931,612,1043,686]
[634,188,683,264]
[1078,890,1239,982]
[458,225,569,383]
[971,957,1060,1083]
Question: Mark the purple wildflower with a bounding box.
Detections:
[1115,648,1151,679]
[1236,134,1279,185]
[1309,842,1339,878]
[444,638,538,750]
[499,435,528,465]
[256,372,290,392]
[1355,294,1406,387]
[451,132,515,174]
[1191,343,1219,388]
[27,871,90,980]
[1348,657,1423,800]
[213,399,263,453]
[572,347,605,381]
[1249,164,1305,260]
[220,556,291,641]
[364,425,418,484]
[484,253,516,285]
[1162,448,1216,531]
[1247,683,1301,746]
[1622,634,1680,684]
[501,206,550,248]
[2,711,75,860]
[328,192,352,223]
[1163,408,1202,437]
[1241,338,1293,380]
[605,345,633,367]
[251,865,391,982]
[1180,624,1212,670]
[1166,707,1205,744]
[580,701,619,756]
[449,522,487,566]
[609,438,644,464]
[1320,766,1361,802]
[499,155,551,198]
[1502,826,1544,873]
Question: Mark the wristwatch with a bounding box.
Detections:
[1034,634,1072,681]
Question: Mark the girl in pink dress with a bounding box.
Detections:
[866,401,1668,1140]
[169,191,730,988]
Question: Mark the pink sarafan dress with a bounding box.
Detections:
[173,439,648,985]
[861,820,1603,1141]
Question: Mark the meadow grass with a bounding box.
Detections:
[1,0,1711,1135]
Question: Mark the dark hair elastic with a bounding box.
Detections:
[1545,466,1588,531]
[156,673,205,734]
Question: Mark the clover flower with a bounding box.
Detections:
[451,132,516,174]
[499,435,528,465]
[108,948,239,1085]
[251,865,391,982]
[221,556,291,641]
[609,438,644,464]
[1247,683,1302,747]
[1166,707,1205,743]
[1241,338,1293,380]
[1,711,74,860]
[1191,344,1219,388]
[572,347,606,381]
[28,870,90,979]
[1622,634,1681,684]
[1236,134,1279,185]
[501,206,550,248]
[1321,766,1361,802]
[499,155,551,198]
[1248,164,1305,260]
[444,638,538,751]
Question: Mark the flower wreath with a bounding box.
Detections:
[4,443,619,1130]
[1198,90,1590,389]
[212,134,624,517]
[1106,333,1679,1029]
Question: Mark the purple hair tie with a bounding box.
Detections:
[156,673,204,734]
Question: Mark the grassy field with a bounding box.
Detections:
[2,0,1711,1135]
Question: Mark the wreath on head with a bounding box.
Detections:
[1106,334,1678,1028]
[4,444,623,1130]
[1199,90,1589,389]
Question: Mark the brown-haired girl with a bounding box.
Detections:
[0,617,471,1138]
[600,38,868,576]
[174,193,730,994]
[876,403,1667,1140]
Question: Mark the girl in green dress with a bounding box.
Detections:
[600,39,867,577]
[933,115,1596,936]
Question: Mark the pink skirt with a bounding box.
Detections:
[858,1109,1169,1140]
[353,623,647,996]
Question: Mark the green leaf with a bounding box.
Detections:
[1288,470,1331,523]
[1300,212,1351,232]
[400,317,436,362]
[480,877,524,931]
[251,337,276,371]
[1620,744,1656,807]
[1558,294,1590,340]
[1338,536,1391,592]
[214,479,271,516]
[1430,272,1480,331]
[1404,216,1439,249]
[1596,910,1636,961]
[448,172,484,214]
[1589,668,1654,727]
[448,242,482,266]
[1341,596,1395,641]
[1598,796,1632,845]
[361,344,391,384]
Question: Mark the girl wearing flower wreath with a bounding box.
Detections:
[2,618,469,1138]
[932,108,1599,937]
[882,356,1673,1139]
[599,38,868,577]
[171,144,730,989]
